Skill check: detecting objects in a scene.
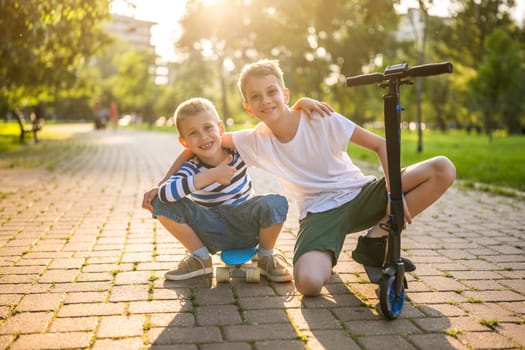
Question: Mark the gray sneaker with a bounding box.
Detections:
[258,254,293,282]
[165,255,213,280]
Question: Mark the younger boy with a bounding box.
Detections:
[149,97,292,282]
[226,59,456,296]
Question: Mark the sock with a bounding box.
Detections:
[192,246,210,260]
[257,247,273,259]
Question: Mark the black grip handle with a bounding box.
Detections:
[346,73,384,87]
[406,62,453,78]
[346,62,453,87]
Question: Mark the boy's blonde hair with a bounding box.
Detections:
[238,59,285,101]
[174,97,220,136]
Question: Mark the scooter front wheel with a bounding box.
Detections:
[379,274,405,320]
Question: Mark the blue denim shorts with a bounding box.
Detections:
[152,194,288,253]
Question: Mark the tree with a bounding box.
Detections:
[469,28,524,140]
[446,0,516,69]
[0,0,111,140]
[176,0,399,123]
[109,50,156,123]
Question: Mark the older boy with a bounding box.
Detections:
[224,59,456,296]
[149,97,292,281]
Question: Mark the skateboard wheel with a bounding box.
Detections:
[245,268,260,283]
[216,267,230,283]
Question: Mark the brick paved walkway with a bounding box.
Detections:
[0,125,523,350]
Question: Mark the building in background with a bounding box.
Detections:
[106,14,168,84]
[106,14,156,54]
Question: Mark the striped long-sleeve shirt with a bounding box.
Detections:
[158,150,255,207]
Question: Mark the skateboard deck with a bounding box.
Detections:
[216,247,260,283]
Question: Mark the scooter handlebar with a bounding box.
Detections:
[345,62,453,87]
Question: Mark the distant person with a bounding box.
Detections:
[109,101,119,130]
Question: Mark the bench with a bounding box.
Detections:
[13,109,43,144]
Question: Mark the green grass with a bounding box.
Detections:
[348,129,525,193]
[0,121,74,152]
[0,121,85,170]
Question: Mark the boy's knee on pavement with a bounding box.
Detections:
[294,272,325,296]
[293,250,332,296]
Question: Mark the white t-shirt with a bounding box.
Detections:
[232,112,375,219]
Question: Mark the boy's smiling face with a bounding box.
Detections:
[242,74,290,123]
[178,110,224,164]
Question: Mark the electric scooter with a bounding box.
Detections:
[346,62,453,319]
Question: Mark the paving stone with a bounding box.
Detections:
[357,335,416,350]
[97,314,146,337]
[223,323,298,341]
[498,323,525,347]
[302,330,360,349]
[129,299,192,314]
[0,311,53,334]
[287,308,342,330]
[57,302,125,317]
[15,293,64,312]
[408,333,469,350]
[457,331,518,349]
[147,326,222,345]
[195,304,242,326]
[201,343,252,350]
[48,316,99,332]
[412,316,489,332]
[92,337,144,350]
[11,332,92,350]
[244,309,290,324]
[149,312,195,328]
[109,284,150,302]
[345,319,422,336]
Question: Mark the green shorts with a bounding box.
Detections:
[293,177,388,266]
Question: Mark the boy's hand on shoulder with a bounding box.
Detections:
[291,97,334,119]
[211,154,235,185]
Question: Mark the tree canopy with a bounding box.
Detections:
[2,0,524,138]
[0,0,111,109]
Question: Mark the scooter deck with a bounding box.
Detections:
[364,265,383,284]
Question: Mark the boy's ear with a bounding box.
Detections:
[218,120,225,135]
[178,136,189,148]
[242,100,254,115]
[284,87,290,104]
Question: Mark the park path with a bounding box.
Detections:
[0,125,524,350]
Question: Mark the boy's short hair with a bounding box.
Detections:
[238,59,285,101]
[174,97,220,136]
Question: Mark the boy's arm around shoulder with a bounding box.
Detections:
[350,126,390,191]
[291,97,334,119]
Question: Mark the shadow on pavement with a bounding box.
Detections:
[148,271,304,348]
[299,274,462,349]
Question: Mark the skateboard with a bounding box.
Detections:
[215,246,260,283]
